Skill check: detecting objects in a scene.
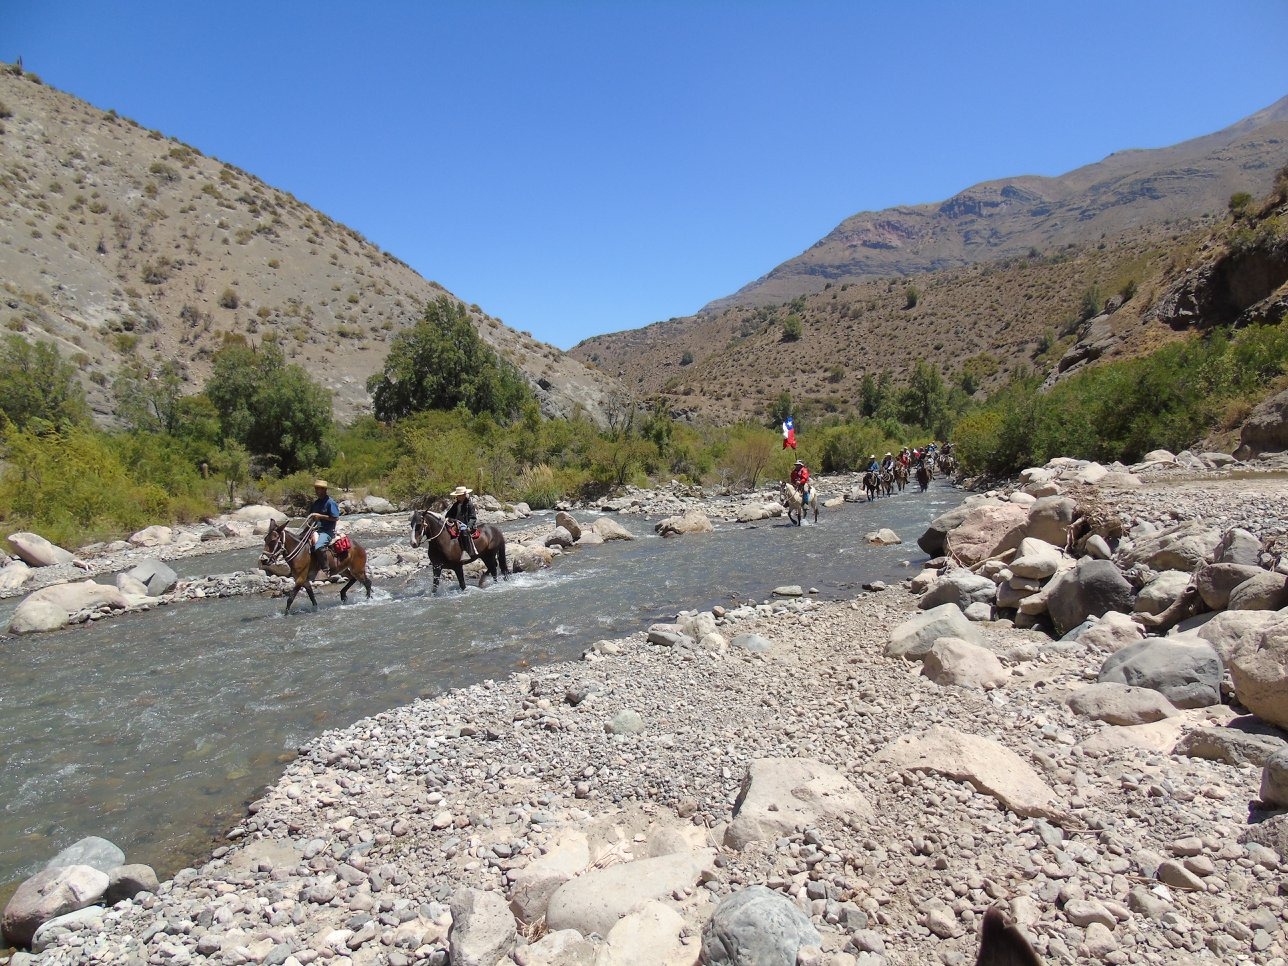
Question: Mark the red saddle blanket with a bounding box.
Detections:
[446,523,481,540]
[332,534,352,556]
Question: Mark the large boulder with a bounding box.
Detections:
[590,517,635,541]
[46,836,125,874]
[1066,683,1177,726]
[2,865,109,948]
[945,502,1029,567]
[5,532,75,567]
[1228,614,1288,729]
[917,499,985,556]
[1119,523,1222,573]
[1009,538,1063,579]
[1180,609,1279,663]
[730,758,874,842]
[125,559,179,596]
[599,901,688,966]
[920,638,1008,690]
[26,581,129,614]
[1214,528,1263,567]
[1237,386,1288,457]
[103,865,159,904]
[1045,559,1134,636]
[555,511,582,541]
[1079,611,1146,653]
[1099,638,1222,708]
[8,599,69,635]
[448,888,516,966]
[127,525,172,548]
[918,569,996,611]
[1262,749,1288,808]
[1228,571,1288,611]
[1134,570,1192,616]
[228,505,288,525]
[1025,495,1076,547]
[1196,563,1266,610]
[514,930,599,966]
[876,726,1062,820]
[654,510,713,538]
[886,603,983,660]
[1176,722,1288,767]
[701,886,821,966]
[545,850,715,938]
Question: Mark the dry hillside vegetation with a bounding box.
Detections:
[574,222,1214,423]
[0,66,618,423]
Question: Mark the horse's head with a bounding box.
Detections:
[260,519,286,570]
[409,510,423,548]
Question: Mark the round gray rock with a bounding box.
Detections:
[1046,559,1134,636]
[1099,638,1222,708]
[701,885,822,966]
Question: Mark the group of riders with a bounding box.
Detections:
[786,442,952,507]
[304,478,480,572]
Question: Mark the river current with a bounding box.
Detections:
[0,483,962,887]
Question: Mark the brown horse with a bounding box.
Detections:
[862,470,880,502]
[409,509,509,592]
[261,520,372,615]
[894,462,909,492]
[916,462,932,492]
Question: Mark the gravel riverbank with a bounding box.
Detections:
[7,462,1288,964]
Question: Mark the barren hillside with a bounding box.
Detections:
[0,66,620,424]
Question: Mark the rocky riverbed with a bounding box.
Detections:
[5,455,1288,964]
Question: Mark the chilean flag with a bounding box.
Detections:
[782,417,797,450]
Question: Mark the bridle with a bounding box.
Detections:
[411,510,447,548]
[264,520,315,564]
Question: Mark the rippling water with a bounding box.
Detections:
[0,484,962,885]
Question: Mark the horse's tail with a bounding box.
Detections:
[497,538,510,576]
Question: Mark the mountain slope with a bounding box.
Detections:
[572,96,1288,423]
[0,66,619,424]
[711,94,1288,310]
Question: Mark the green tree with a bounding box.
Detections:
[898,360,947,430]
[904,286,920,309]
[113,360,186,434]
[770,391,793,427]
[858,373,881,417]
[367,297,533,422]
[205,337,333,474]
[781,315,803,342]
[0,335,87,431]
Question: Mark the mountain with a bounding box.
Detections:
[709,94,1288,310]
[572,96,1288,423]
[0,66,619,424]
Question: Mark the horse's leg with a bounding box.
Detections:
[498,543,509,578]
[284,584,298,616]
[305,582,318,610]
[339,577,355,602]
[432,564,442,594]
[454,565,467,592]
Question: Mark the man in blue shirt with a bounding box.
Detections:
[307,479,340,570]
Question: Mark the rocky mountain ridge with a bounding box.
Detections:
[0,67,619,424]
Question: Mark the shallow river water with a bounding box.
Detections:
[0,483,962,886]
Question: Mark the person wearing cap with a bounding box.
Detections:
[446,485,479,558]
[881,452,895,473]
[307,479,340,569]
[866,454,880,474]
[789,459,813,505]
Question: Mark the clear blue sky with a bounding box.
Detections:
[6,2,1287,348]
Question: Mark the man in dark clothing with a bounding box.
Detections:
[446,485,479,559]
[307,479,340,572]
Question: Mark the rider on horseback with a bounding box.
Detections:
[790,459,812,504]
[866,454,879,473]
[447,485,479,559]
[307,479,340,572]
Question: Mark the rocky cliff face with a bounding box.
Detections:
[0,68,619,425]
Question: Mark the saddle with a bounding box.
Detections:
[446,522,481,541]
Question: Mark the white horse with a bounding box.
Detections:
[780,481,818,526]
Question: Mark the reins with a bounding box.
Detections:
[266,521,316,565]
[414,511,447,545]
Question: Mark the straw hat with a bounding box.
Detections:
[313,479,329,489]
[450,486,473,497]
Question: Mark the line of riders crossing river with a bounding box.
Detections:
[259,444,957,612]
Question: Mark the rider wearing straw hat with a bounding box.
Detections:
[445,485,479,558]
[307,479,340,570]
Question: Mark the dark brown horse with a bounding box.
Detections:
[893,462,909,492]
[916,462,932,492]
[261,520,372,615]
[409,509,509,592]
[862,470,880,502]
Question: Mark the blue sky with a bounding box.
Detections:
[5,2,1288,349]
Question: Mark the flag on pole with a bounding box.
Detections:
[782,417,797,450]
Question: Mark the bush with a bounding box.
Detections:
[904,287,919,310]
[218,287,239,309]
[781,315,803,342]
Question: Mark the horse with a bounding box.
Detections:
[894,462,909,492]
[937,453,959,476]
[916,462,932,492]
[879,467,895,498]
[862,470,880,502]
[409,509,510,592]
[261,519,372,615]
[780,482,818,526]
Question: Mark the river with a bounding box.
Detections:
[0,483,962,887]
